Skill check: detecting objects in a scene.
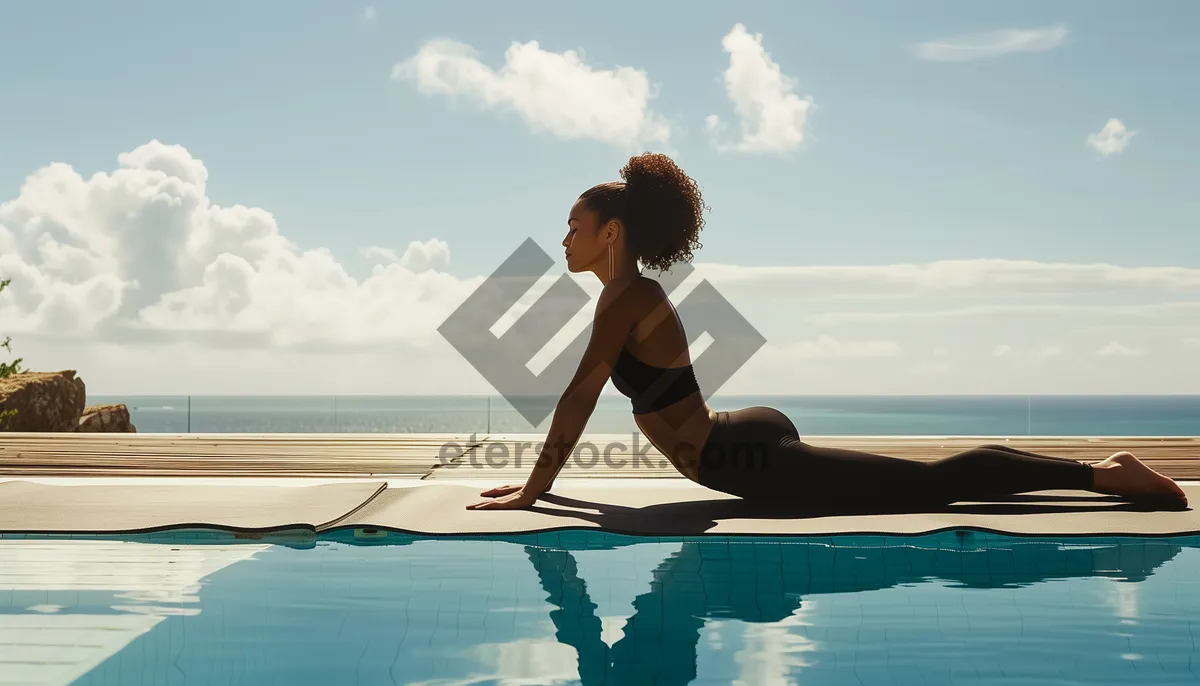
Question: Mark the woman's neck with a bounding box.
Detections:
[599,255,639,285]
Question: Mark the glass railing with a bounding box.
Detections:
[78,394,1200,436]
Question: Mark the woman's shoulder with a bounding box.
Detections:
[612,274,669,302]
[596,274,666,319]
[636,273,675,303]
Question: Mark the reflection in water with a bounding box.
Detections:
[524,534,1188,685]
[0,536,270,686]
[0,531,1195,685]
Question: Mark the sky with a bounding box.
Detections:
[1,0,1198,396]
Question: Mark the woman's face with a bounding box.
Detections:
[562,197,609,275]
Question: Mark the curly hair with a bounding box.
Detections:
[579,152,707,273]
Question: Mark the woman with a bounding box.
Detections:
[468,153,1187,511]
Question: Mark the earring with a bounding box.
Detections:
[608,243,614,280]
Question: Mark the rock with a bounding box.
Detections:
[0,370,137,433]
[75,403,137,433]
[0,370,87,432]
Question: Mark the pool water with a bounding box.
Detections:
[1,530,1197,685]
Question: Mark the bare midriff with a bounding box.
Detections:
[630,391,716,482]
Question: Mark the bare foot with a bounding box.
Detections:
[1090,451,1187,504]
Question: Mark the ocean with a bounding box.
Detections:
[86,394,1200,436]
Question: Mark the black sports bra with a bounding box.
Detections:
[610,346,701,414]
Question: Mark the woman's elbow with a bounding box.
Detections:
[557,388,599,418]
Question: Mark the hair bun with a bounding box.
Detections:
[577,153,705,273]
[620,153,666,192]
[616,153,706,273]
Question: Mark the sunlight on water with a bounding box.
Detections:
[1,531,1197,685]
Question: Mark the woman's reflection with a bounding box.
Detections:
[525,536,1184,685]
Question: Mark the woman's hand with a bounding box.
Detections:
[476,481,552,499]
[477,484,525,498]
[467,485,539,510]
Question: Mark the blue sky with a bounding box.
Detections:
[2,1,1199,395]
[3,0,1197,275]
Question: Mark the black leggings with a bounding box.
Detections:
[695,406,1095,508]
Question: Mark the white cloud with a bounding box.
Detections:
[706,24,814,154]
[1087,118,1136,157]
[760,336,903,361]
[1187,338,1200,348]
[694,259,1200,297]
[392,38,670,148]
[912,24,1068,62]
[807,301,1200,326]
[361,6,376,22]
[991,344,1068,361]
[4,141,1200,395]
[0,140,476,350]
[1096,342,1144,357]
[1032,344,1064,361]
[362,238,450,273]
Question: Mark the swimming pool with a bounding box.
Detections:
[1,530,1196,685]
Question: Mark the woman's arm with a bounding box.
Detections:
[522,392,597,495]
[467,281,637,510]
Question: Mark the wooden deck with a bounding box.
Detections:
[1,433,1198,479]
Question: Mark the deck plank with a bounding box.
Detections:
[0,433,1197,479]
[0,433,481,477]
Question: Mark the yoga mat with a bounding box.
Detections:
[335,482,1200,537]
[1,479,1194,537]
[0,480,387,534]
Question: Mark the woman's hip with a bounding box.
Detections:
[696,406,800,497]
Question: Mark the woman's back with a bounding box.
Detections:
[607,275,715,480]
